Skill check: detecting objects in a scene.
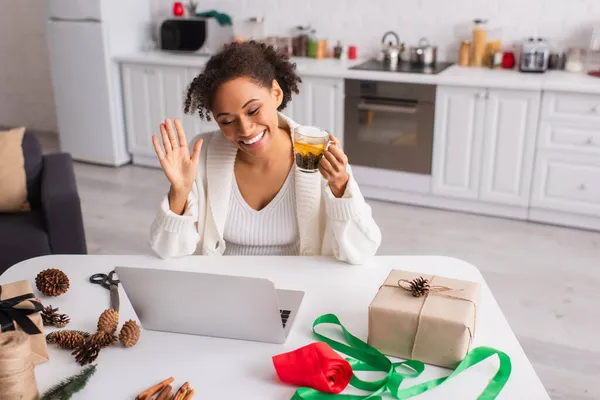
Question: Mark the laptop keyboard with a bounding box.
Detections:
[280,309,291,328]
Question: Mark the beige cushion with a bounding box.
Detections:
[0,127,30,212]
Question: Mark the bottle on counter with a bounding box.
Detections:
[316,40,328,59]
[292,26,310,57]
[307,29,318,58]
[348,45,357,60]
[471,19,488,67]
[334,41,343,59]
[565,48,585,73]
[459,40,471,66]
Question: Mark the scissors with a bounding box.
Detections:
[89,270,120,312]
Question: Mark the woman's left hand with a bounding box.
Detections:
[319,133,350,198]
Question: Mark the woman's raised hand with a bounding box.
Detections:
[152,118,203,194]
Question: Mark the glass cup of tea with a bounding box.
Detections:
[293,126,330,173]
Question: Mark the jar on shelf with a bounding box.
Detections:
[565,48,586,73]
[459,40,471,66]
[471,19,488,67]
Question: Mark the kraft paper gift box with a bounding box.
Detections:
[0,280,49,365]
[368,270,480,369]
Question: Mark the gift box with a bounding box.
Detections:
[368,270,480,369]
[0,280,48,365]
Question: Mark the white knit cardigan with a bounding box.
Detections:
[149,114,382,264]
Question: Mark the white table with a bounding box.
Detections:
[1,255,549,399]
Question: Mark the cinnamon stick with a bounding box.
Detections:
[136,377,174,400]
[155,385,173,400]
[173,383,190,400]
[182,388,195,399]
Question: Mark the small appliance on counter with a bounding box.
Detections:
[409,37,438,66]
[519,38,550,72]
[158,17,232,54]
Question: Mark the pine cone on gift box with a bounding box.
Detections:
[408,277,430,297]
[72,336,102,366]
[90,331,118,348]
[47,330,86,350]
[35,268,70,296]
[118,320,141,348]
[97,309,119,334]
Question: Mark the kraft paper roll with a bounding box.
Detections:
[0,331,39,400]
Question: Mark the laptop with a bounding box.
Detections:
[115,266,304,344]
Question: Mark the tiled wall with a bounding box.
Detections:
[152,0,600,60]
[0,1,57,132]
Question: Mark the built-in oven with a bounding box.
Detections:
[344,79,436,175]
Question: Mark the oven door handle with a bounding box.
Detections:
[357,101,417,115]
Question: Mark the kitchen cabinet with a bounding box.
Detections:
[287,76,344,146]
[531,150,600,216]
[479,89,540,206]
[432,85,540,207]
[530,90,600,222]
[432,86,486,199]
[121,64,343,166]
[121,63,217,164]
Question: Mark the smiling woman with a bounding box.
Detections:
[148,41,382,264]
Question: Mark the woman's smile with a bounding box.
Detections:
[239,129,266,147]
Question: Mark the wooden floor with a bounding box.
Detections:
[40,133,599,399]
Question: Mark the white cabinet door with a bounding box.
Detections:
[122,64,191,157]
[288,76,344,145]
[479,89,540,206]
[531,150,600,216]
[122,64,154,156]
[432,86,486,199]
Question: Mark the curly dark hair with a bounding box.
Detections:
[184,41,302,121]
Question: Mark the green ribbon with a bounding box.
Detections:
[290,314,512,400]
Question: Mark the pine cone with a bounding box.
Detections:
[41,305,59,326]
[35,268,70,296]
[409,277,430,297]
[118,320,140,348]
[97,309,119,334]
[90,331,118,348]
[53,314,71,328]
[46,330,91,344]
[48,330,85,349]
[72,336,101,366]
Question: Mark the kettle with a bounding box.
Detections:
[378,31,404,66]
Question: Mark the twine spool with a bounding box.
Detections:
[0,331,39,400]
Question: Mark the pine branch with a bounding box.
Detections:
[40,364,97,400]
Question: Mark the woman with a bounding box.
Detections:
[149,41,381,264]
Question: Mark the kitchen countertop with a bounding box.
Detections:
[115,50,600,94]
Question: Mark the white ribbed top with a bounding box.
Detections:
[223,168,300,256]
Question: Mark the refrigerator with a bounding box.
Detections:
[46,0,151,166]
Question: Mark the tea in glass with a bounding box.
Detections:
[293,126,330,173]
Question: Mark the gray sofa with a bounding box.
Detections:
[0,132,87,274]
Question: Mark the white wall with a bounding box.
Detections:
[0,0,57,132]
[151,0,600,61]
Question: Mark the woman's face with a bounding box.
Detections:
[211,77,283,158]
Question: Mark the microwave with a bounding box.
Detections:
[158,17,233,54]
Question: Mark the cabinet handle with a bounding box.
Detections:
[586,137,593,145]
[579,184,587,191]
